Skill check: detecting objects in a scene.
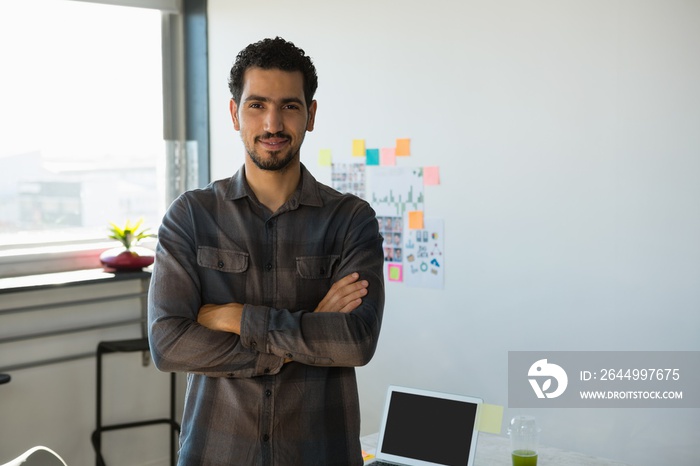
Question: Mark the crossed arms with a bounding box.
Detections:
[197,272,369,334]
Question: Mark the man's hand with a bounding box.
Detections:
[198,303,244,334]
[314,272,368,314]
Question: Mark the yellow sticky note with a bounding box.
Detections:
[318,149,332,166]
[423,166,440,185]
[408,211,424,229]
[396,138,411,156]
[352,139,366,157]
[477,403,504,434]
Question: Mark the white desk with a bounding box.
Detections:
[361,432,632,466]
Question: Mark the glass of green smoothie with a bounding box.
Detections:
[508,415,540,466]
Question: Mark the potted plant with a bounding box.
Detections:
[99,218,156,270]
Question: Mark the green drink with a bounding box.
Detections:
[512,449,538,466]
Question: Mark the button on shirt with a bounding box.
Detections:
[148,164,385,466]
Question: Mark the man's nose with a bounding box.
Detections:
[264,108,283,133]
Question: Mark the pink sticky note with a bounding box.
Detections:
[408,211,424,230]
[423,166,440,185]
[396,138,411,156]
[380,147,396,166]
[387,263,403,282]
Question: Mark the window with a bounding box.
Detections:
[0,0,206,277]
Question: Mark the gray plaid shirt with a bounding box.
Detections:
[148,164,385,465]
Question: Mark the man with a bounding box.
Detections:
[148,37,385,466]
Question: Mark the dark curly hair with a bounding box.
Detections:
[228,37,318,109]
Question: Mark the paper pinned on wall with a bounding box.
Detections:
[395,138,411,156]
[318,149,332,166]
[423,166,440,185]
[380,147,396,166]
[352,139,366,157]
[367,166,424,217]
[366,148,380,166]
[403,218,444,289]
[331,163,366,199]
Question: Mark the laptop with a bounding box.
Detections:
[365,385,482,466]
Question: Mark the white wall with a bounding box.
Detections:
[208,1,700,465]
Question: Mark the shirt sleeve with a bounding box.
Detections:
[239,201,385,367]
[147,195,285,378]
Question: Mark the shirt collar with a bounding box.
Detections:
[226,163,323,208]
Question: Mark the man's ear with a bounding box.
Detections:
[306,100,317,132]
[230,99,240,131]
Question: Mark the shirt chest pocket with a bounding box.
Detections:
[295,255,340,279]
[198,246,249,272]
[197,246,249,302]
[295,255,340,309]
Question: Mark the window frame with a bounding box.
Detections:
[0,0,209,279]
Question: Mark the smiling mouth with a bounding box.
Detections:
[257,133,290,151]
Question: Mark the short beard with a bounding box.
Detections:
[246,132,298,172]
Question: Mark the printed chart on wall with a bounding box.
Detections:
[403,218,444,289]
[367,166,424,217]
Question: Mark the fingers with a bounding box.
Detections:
[315,272,369,313]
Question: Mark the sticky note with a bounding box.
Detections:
[388,264,403,282]
[408,211,424,230]
[380,147,396,166]
[423,166,440,185]
[318,149,332,166]
[396,138,411,156]
[352,139,366,157]
[477,403,504,434]
[366,148,380,166]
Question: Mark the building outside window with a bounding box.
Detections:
[0,0,184,275]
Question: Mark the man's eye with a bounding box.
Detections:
[284,104,300,110]
[249,103,263,109]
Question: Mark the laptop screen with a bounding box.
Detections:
[377,388,481,466]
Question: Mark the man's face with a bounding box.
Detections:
[230,67,316,172]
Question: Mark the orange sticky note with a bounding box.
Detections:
[408,211,424,229]
[352,139,366,157]
[423,166,440,185]
[396,138,411,156]
[380,147,396,166]
[318,149,332,166]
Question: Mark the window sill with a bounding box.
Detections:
[0,240,156,279]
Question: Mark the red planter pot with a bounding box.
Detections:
[100,246,154,271]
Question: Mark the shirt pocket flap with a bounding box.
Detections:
[197,246,249,273]
[296,255,340,279]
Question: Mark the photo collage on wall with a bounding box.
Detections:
[377,216,403,263]
[330,163,366,200]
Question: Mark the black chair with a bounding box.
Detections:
[90,338,180,466]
